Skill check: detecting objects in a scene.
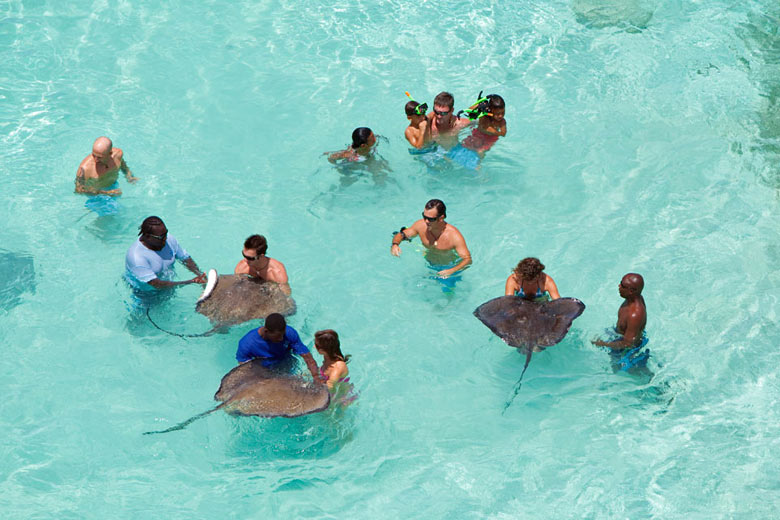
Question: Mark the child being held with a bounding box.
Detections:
[404,100,432,150]
[461,94,506,155]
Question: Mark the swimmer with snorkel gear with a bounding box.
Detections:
[403,92,433,150]
[459,92,507,155]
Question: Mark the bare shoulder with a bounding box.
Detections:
[234,260,249,274]
[76,156,91,176]
[113,147,124,161]
[331,360,348,378]
[446,223,466,241]
[269,257,286,271]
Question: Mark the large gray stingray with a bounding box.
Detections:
[144,359,331,434]
[147,273,296,337]
[474,296,585,410]
[0,249,35,313]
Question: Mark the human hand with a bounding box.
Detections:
[391,244,401,257]
[591,337,607,347]
[191,273,207,284]
[102,188,122,196]
[437,269,452,279]
[126,174,139,183]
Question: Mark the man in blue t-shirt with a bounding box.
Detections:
[236,313,322,382]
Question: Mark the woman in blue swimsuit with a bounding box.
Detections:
[504,257,560,301]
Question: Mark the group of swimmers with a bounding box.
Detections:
[74,95,650,411]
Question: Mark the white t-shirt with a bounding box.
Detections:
[124,235,190,289]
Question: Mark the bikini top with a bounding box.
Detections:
[320,365,350,384]
[514,275,545,299]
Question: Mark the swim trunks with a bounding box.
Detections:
[600,328,651,371]
[84,182,120,216]
[446,144,481,170]
[410,145,447,169]
[462,127,499,152]
[427,260,463,292]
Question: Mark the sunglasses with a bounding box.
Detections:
[146,232,167,241]
[434,109,450,116]
[243,253,261,261]
[422,213,439,222]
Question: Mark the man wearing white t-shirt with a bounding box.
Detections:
[125,216,206,291]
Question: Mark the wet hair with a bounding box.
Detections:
[433,91,454,110]
[244,234,268,255]
[514,257,545,280]
[264,313,286,332]
[351,127,373,149]
[487,94,505,111]
[139,216,165,236]
[314,329,351,363]
[405,101,424,116]
[424,199,446,218]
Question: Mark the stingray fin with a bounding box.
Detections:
[143,403,225,435]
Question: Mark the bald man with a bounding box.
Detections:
[592,273,647,350]
[75,136,137,196]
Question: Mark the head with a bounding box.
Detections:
[487,94,505,121]
[433,91,455,124]
[514,257,545,280]
[619,273,644,298]
[405,101,427,122]
[422,199,447,228]
[351,127,376,149]
[263,313,286,342]
[242,234,268,263]
[138,216,168,251]
[314,329,349,362]
[92,136,113,165]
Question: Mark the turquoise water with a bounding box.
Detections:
[3,0,780,517]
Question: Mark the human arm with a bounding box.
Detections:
[437,233,472,278]
[505,274,518,296]
[147,275,205,289]
[544,274,560,300]
[327,149,353,163]
[182,257,205,280]
[301,353,325,383]
[74,167,122,195]
[120,158,138,183]
[479,119,506,137]
[404,122,428,149]
[592,312,644,350]
[390,221,421,257]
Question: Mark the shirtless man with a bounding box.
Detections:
[234,234,291,295]
[592,273,647,349]
[390,199,472,279]
[426,92,471,149]
[75,136,137,196]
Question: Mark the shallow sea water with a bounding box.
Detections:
[2,0,780,518]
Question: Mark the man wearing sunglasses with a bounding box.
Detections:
[234,234,290,295]
[427,92,471,149]
[125,216,206,291]
[390,199,472,280]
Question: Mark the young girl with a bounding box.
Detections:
[314,329,358,407]
[462,94,507,155]
[327,127,376,163]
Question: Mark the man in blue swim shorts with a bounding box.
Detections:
[75,136,138,216]
[390,199,472,281]
[124,216,206,292]
[236,313,323,382]
[592,273,650,371]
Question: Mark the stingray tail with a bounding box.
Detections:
[145,308,222,338]
[502,350,533,414]
[143,403,225,435]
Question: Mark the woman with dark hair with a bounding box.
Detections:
[505,257,560,301]
[327,127,377,163]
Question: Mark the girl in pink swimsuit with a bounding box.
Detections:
[315,329,357,406]
[462,94,507,154]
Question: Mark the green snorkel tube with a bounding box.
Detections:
[458,90,492,120]
[404,91,428,115]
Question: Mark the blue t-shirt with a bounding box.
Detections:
[236,326,310,365]
[124,235,190,290]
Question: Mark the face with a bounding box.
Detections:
[490,108,505,122]
[366,132,376,148]
[433,104,452,124]
[242,248,263,263]
[92,145,112,165]
[422,208,441,228]
[144,225,168,250]
[618,276,632,297]
[264,328,285,343]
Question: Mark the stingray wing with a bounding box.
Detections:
[196,274,296,325]
[473,296,585,351]
[215,359,330,418]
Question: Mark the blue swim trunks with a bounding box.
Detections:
[409,145,447,168]
[84,182,120,216]
[601,328,650,371]
[445,144,480,170]
[427,260,462,292]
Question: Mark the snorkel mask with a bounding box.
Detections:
[458,90,494,120]
[404,91,428,116]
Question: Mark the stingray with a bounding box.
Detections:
[0,249,36,313]
[144,359,331,434]
[473,296,585,410]
[146,271,296,337]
